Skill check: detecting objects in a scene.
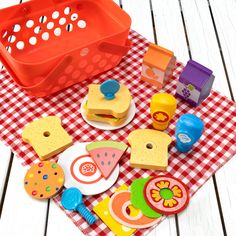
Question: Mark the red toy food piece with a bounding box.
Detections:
[86,141,127,179]
[144,175,190,215]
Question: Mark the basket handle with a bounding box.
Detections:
[20,55,73,90]
[0,49,24,86]
[0,50,72,96]
[98,39,131,56]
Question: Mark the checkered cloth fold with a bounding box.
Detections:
[0,30,236,236]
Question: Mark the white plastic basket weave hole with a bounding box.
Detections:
[66,24,73,32]
[26,20,34,28]
[16,41,24,50]
[39,16,47,23]
[1,30,8,39]
[47,22,54,30]
[64,6,71,15]
[71,13,78,21]
[13,24,21,33]
[8,35,16,43]
[54,28,61,36]
[59,17,66,25]
[34,26,42,34]
[52,11,60,19]
[42,32,49,41]
[29,37,37,45]
[77,20,86,28]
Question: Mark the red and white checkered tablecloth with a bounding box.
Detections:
[0,30,236,236]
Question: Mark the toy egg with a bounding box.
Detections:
[175,114,204,153]
[150,93,177,130]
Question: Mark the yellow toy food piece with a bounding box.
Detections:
[22,116,73,160]
[150,93,177,130]
[128,129,172,171]
[85,83,132,126]
[93,184,136,236]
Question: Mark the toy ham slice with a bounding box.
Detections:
[86,141,128,179]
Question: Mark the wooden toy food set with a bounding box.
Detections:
[0,6,236,236]
[0,0,131,97]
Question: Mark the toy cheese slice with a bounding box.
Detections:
[22,116,73,160]
[128,129,171,170]
[86,141,127,179]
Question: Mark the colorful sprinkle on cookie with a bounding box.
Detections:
[24,161,64,199]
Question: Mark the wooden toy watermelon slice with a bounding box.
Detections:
[86,141,128,179]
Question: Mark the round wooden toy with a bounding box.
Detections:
[58,143,119,195]
[109,190,161,229]
[130,178,162,218]
[24,161,64,199]
[144,175,190,215]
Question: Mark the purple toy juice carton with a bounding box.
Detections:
[176,59,215,107]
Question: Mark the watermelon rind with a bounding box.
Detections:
[86,141,127,152]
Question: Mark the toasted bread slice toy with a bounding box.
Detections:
[22,116,73,160]
[128,129,172,170]
[85,82,132,126]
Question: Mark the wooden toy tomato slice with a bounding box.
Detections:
[109,190,161,229]
[144,175,190,215]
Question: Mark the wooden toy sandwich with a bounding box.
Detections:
[84,80,132,126]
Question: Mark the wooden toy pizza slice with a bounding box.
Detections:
[144,175,190,215]
[24,161,64,199]
[86,141,128,179]
[58,142,119,195]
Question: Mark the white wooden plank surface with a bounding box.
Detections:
[178,179,224,236]
[152,1,224,235]
[181,0,231,96]
[151,0,189,63]
[47,200,81,236]
[0,158,48,236]
[210,0,236,96]
[0,142,11,200]
[0,0,235,235]
[178,0,236,235]
[215,158,236,236]
[122,0,155,42]
[208,1,236,236]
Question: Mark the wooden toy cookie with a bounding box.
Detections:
[144,175,190,215]
[109,190,161,229]
[22,116,73,160]
[127,129,172,170]
[58,142,119,195]
[86,141,128,179]
[130,178,161,218]
[93,184,136,236]
[24,161,64,199]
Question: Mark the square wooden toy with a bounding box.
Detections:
[176,59,215,107]
[141,43,176,88]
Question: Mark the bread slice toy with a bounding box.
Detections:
[128,129,172,171]
[22,116,73,160]
[84,80,132,126]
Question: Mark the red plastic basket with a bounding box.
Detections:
[0,0,131,97]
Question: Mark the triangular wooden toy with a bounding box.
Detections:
[86,141,127,179]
